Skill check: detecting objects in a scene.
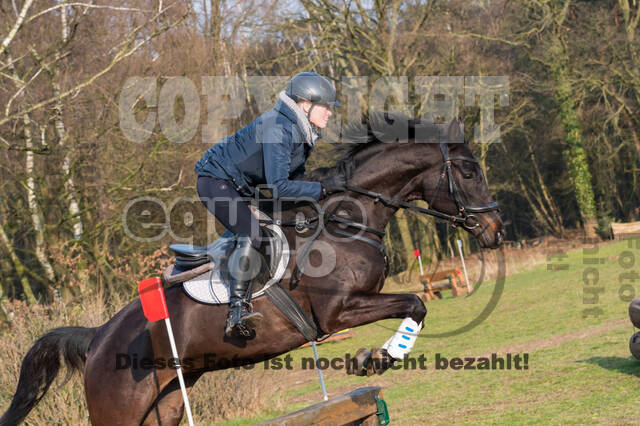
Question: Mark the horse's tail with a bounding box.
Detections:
[0,326,97,425]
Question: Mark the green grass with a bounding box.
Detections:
[225,239,640,424]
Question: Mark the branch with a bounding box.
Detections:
[123,167,185,193]
[0,52,27,74]
[0,7,185,128]
[24,3,149,26]
[4,52,46,116]
[447,31,529,48]
[0,0,35,58]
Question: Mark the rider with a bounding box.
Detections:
[195,72,347,338]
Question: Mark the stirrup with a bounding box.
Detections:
[225,317,263,338]
[225,301,263,338]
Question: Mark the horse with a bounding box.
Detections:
[1,113,504,425]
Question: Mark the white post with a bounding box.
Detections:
[164,318,195,426]
[456,239,472,294]
[417,254,424,276]
[311,341,328,401]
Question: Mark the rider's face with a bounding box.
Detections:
[300,102,333,129]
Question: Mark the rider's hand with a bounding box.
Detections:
[321,174,347,197]
[320,160,352,198]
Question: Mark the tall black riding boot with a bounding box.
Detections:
[224,238,266,338]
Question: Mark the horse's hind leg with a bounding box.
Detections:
[85,358,158,426]
[141,373,200,426]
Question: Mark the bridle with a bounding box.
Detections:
[429,143,500,228]
[270,142,500,280]
[341,142,499,232]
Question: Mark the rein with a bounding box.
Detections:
[336,142,500,238]
[269,143,500,279]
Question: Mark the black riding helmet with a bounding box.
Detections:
[286,72,341,113]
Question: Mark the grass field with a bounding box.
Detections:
[223,239,640,425]
[2,239,638,424]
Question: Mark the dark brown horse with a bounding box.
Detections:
[1,114,504,425]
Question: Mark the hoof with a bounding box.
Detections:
[369,347,394,375]
[630,332,640,360]
[347,348,371,376]
[346,347,395,376]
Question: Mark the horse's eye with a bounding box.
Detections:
[461,162,476,179]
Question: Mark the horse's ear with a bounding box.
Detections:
[447,117,464,144]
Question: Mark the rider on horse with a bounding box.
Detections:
[195,72,346,339]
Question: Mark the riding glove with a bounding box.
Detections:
[321,175,347,198]
[320,160,353,198]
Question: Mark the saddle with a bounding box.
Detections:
[162,210,290,305]
[161,209,323,341]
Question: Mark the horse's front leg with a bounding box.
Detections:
[316,293,426,376]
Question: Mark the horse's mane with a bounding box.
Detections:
[259,112,445,214]
[307,111,443,180]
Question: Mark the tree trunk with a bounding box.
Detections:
[396,210,415,271]
[24,115,56,283]
[414,201,442,260]
[499,141,565,237]
[7,52,57,284]
[53,2,84,241]
[548,3,597,237]
[51,2,87,291]
[0,221,37,304]
[527,139,565,237]
[552,67,597,235]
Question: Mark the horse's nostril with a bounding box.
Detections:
[496,231,504,245]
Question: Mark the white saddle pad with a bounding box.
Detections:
[182,222,290,305]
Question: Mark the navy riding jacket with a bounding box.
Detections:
[195,97,322,200]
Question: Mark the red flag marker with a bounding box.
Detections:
[138,278,169,322]
[138,277,195,426]
[413,249,420,258]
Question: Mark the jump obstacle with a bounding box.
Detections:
[611,221,640,240]
[629,297,640,360]
[260,386,389,426]
[418,269,471,301]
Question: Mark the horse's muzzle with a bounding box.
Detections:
[474,212,504,249]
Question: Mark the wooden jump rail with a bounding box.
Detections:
[611,221,640,240]
[260,386,389,426]
[418,269,471,301]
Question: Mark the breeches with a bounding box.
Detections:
[196,176,262,248]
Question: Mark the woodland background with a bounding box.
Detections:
[1,0,639,305]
